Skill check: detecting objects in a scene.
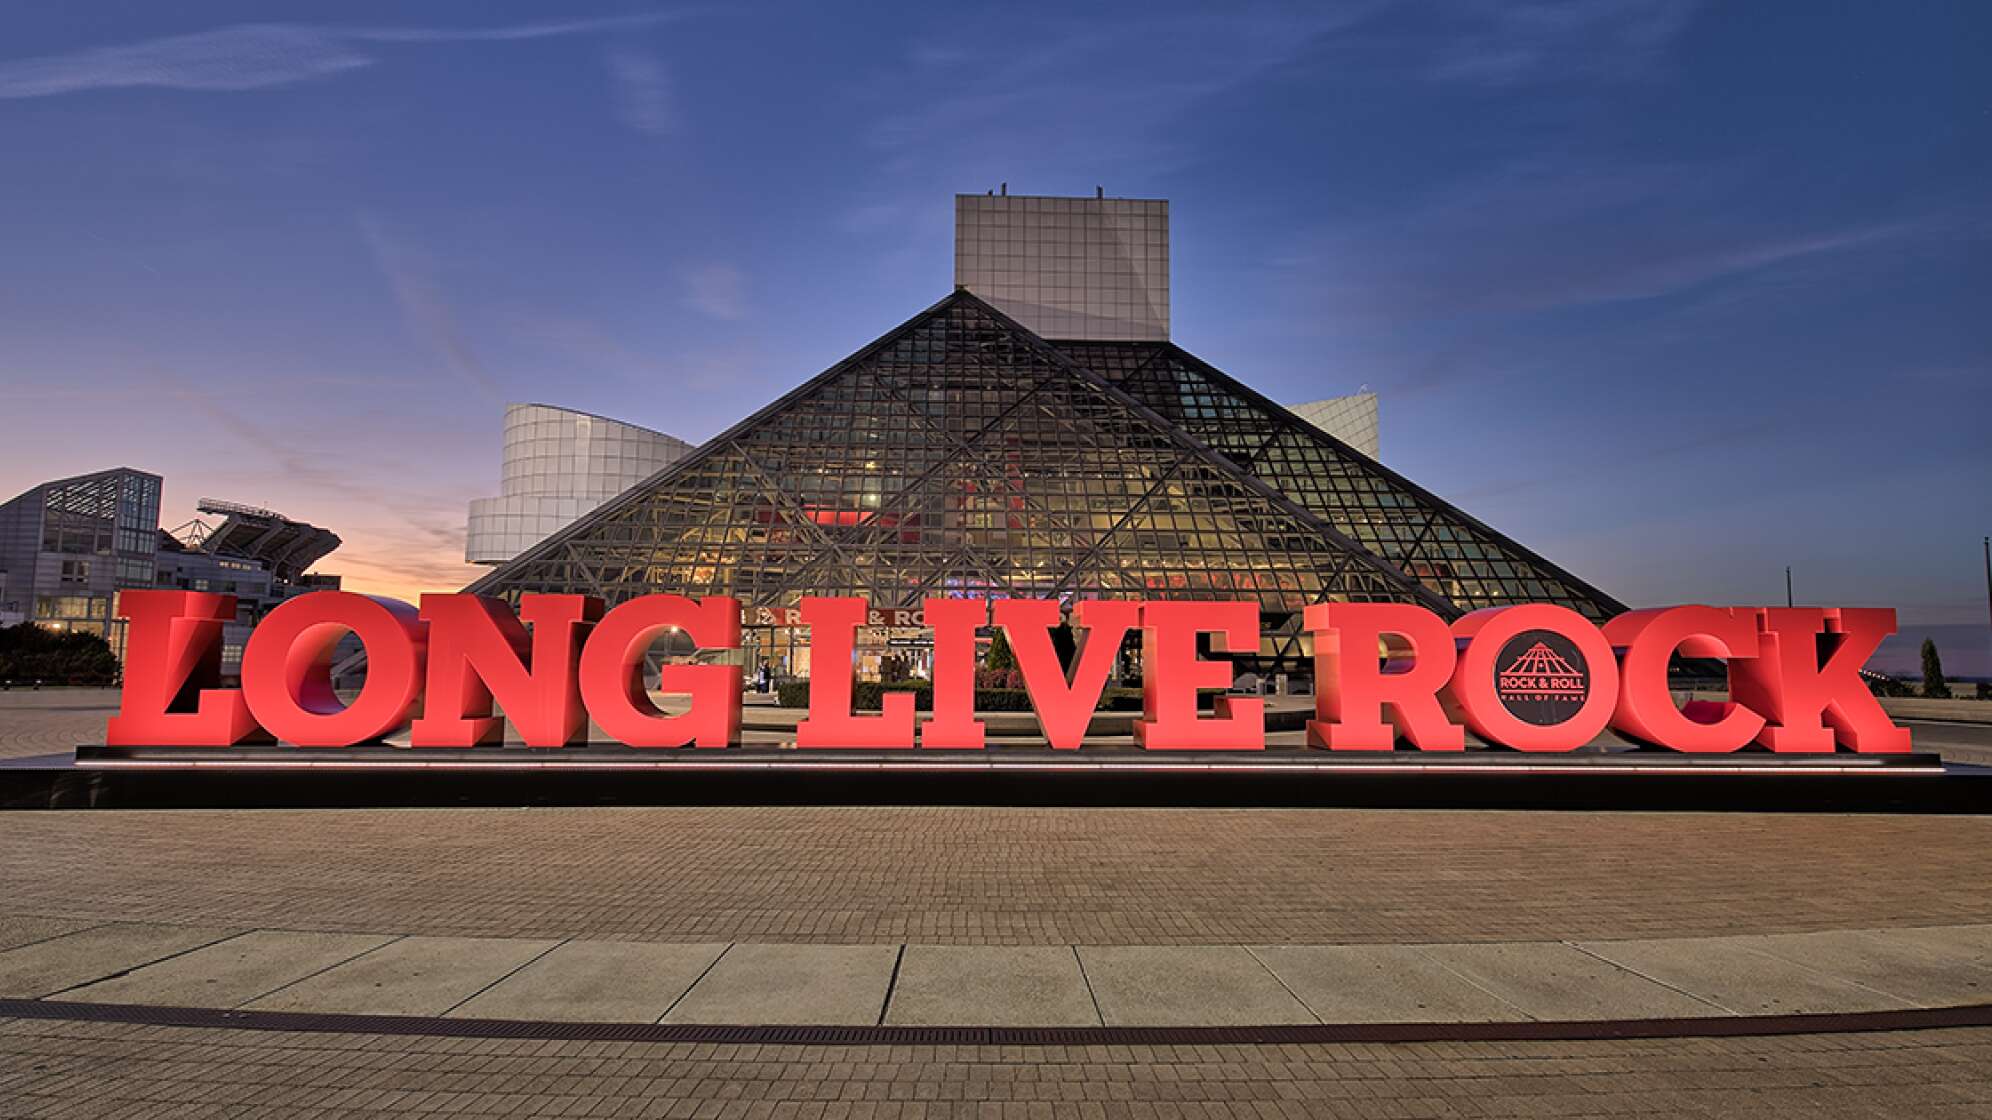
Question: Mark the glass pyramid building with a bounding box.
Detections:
[468,289,1620,675]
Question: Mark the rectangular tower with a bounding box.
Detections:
[954,192,1168,341]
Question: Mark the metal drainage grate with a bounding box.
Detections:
[3,998,1990,1046]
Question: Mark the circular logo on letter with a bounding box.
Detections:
[1493,629,1590,726]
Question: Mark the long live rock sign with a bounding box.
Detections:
[106,589,1911,755]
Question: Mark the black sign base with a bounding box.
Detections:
[0,746,1981,812]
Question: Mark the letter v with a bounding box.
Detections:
[992,599,1140,750]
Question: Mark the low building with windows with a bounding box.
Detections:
[0,471,345,668]
[0,467,162,654]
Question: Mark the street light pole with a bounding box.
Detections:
[1785,565,1794,609]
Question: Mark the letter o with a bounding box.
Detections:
[241,593,426,747]
[1448,604,1618,752]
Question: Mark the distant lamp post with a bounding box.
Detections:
[1785,565,1794,609]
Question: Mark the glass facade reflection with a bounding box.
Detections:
[468,292,1621,674]
[1055,341,1617,621]
[1287,393,1381,461]
[0,467,161,652]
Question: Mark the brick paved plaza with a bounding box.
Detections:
[3,805,1992,946]
[4,1018,1990,1118]
[4,690,1991,1116]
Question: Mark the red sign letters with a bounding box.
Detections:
[106,591,1912,754]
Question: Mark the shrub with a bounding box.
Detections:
[975,667,1025,691]
[774,678,1213,712]
[1866,674,1912,698]
[0,623,119,686]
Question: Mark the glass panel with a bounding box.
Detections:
[469,293,1617,677]
[1060,342,1620,620]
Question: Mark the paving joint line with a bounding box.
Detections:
[0,919,118,958]
[1730,941,1927,1008]
[1422,950,1541,1021]
[41,927,252,1001]
[438,937,571,1018]
[1563,940,1739,1015]
[1071,945,1105,1026]
[237,934,408,1007]
[1243,945,1324,1024]
[655,942,733,1023]
[876,944,907,1025]
[231,933,406,1009]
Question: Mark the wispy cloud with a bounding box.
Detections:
[353,15,670,46]
[863,0,1697,177]
[358,216,501,401]
[159,376,486,597]
[1283,158,1929,323]
[0,14,674,99]
[0,25,369,97]
[1423,0,1700,86]
[868,6,1384,172]
[835,5,1393,274]
[606,44,678,135]
[684,263,747,321]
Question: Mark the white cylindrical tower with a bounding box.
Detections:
[465,403,693,564]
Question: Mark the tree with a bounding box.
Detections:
[984,628,1016,673]
[1920,638,1951,699]
[0,623,118,685]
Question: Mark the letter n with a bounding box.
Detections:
[411,594,600,748]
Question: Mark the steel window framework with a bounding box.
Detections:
[467,291,1621,669]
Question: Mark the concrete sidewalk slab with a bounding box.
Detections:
[65,930,397,1009]
[1883,923,1992,969]
[449,940,726,1023]
[0,923,240,999]
[0,917,98,954]
[242,936,558,1016]
[1079,946,1314,1026]
[1715,929,1992,1008]
[1577,937,1917,1015]
[663,944,898,1025]
[1432,942,1720,1021]
[884,946,1100,1026]
[1252,945,1527,1023]
[12,923,1992,1026]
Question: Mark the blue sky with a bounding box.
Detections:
[0,1,1986,671]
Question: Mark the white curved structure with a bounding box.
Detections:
[466,404,693,565]
[1288,393,1380,460]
